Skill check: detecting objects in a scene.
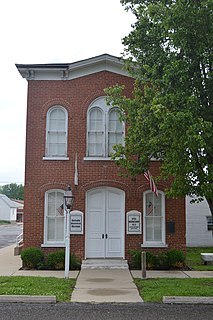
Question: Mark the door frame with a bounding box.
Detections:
[85,186,125,259]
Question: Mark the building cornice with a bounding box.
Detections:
[16,54,132,81]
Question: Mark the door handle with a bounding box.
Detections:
[105,234,108,239]
[102,234,104,239]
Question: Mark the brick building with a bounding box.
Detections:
[16,54,186,262]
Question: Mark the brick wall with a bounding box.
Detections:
[23,70,186,260]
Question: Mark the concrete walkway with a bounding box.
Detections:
[71,269,142,303]
[0,245,79,278]
[1,245,213,304]
[132,270,213,279]
[0,245,22,276]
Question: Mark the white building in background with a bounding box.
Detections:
[186,196,213,247]
[0,194,22,222]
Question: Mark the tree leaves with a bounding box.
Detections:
[106,0,213,213]
[0,183,24,200]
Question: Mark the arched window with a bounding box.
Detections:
[108,108,123,155]
[88,107,104,156]
[44,189,65,245]
[45,106,68,158]
[143,190,166,247]
[86,97,124,158]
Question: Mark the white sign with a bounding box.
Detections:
[126,210,142,234]
[70,210,84,234]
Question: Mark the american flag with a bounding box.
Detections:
[144,170,158,197]
[57,204,64,215]
[147,201,153,215]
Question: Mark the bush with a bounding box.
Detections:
[129,250,156,270]
[146,252,156,269]
[167,249,186,268]
[47,250,65,270]
[155,253,169,270]
[70,254,81,270]
[47,250,81,270]
[129,249,141,269]
[21,247,44,269]
[129,249,186,270]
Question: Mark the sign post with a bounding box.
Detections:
[141,251,147,279]
[64,186,74,279]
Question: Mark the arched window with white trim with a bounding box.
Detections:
[45,106,68,158]
[108,108,124,155]
[43,189,65,245]
[88,107,104,156]
[86,97,124,158]
[143,190,166,247]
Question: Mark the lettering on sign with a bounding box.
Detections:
[126,210,142,234]
[70,210,84,234]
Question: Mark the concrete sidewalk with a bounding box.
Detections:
[71,269,142,303]
[0,245,22,276]
[0,245,79,279]
[1,245,213,280]
[131,270,213,279]
[1,245,213,304]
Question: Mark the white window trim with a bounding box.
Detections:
[41,243,65,248]
[83,157,112,161]
[142,190,167,247]
[87,106,105,157]
[207,216,213,231]
[45,105,68,158]
[107,107,125,157]
[43,189,65,246]
[43,156,69,160]
[86,96,125,159]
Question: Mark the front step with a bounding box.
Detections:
[14,243,24,256]
[81,259,129,270]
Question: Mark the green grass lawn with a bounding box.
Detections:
[0,221,10,225]
[0,277,76,302]
[186,247,213,271]
[135,278,213,302]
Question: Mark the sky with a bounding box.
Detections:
[0,0,135,186]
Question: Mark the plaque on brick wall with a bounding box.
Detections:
[70,210,84,234]
[166,221,175,234]
[126,210,142,234]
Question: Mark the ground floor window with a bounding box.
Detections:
[143,190,166,247]
[207,216,213,231]
[44,189,65,245]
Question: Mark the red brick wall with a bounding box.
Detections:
[23,70,186,260]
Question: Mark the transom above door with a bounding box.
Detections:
[86,187,125,258]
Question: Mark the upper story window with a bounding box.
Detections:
[87,97,124,158]
[45,106,68,158]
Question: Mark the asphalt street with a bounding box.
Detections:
[0,223,23,249]
[0,303,213,320]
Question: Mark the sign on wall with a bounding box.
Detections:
[70,210,84,234]
[126,210,142,234]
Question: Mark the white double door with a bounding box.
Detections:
[86,187,125,258]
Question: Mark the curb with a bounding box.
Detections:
[0,295,56,304]
[163,296,213,304]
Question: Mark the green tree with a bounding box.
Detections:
[0,183,24,200]
[106,0,213,214]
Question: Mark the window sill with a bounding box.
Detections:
[41,243,65,248]
[150,157,161,161]
[141,243,168,248]
[84,157,113,161]
[43,157,69,161]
